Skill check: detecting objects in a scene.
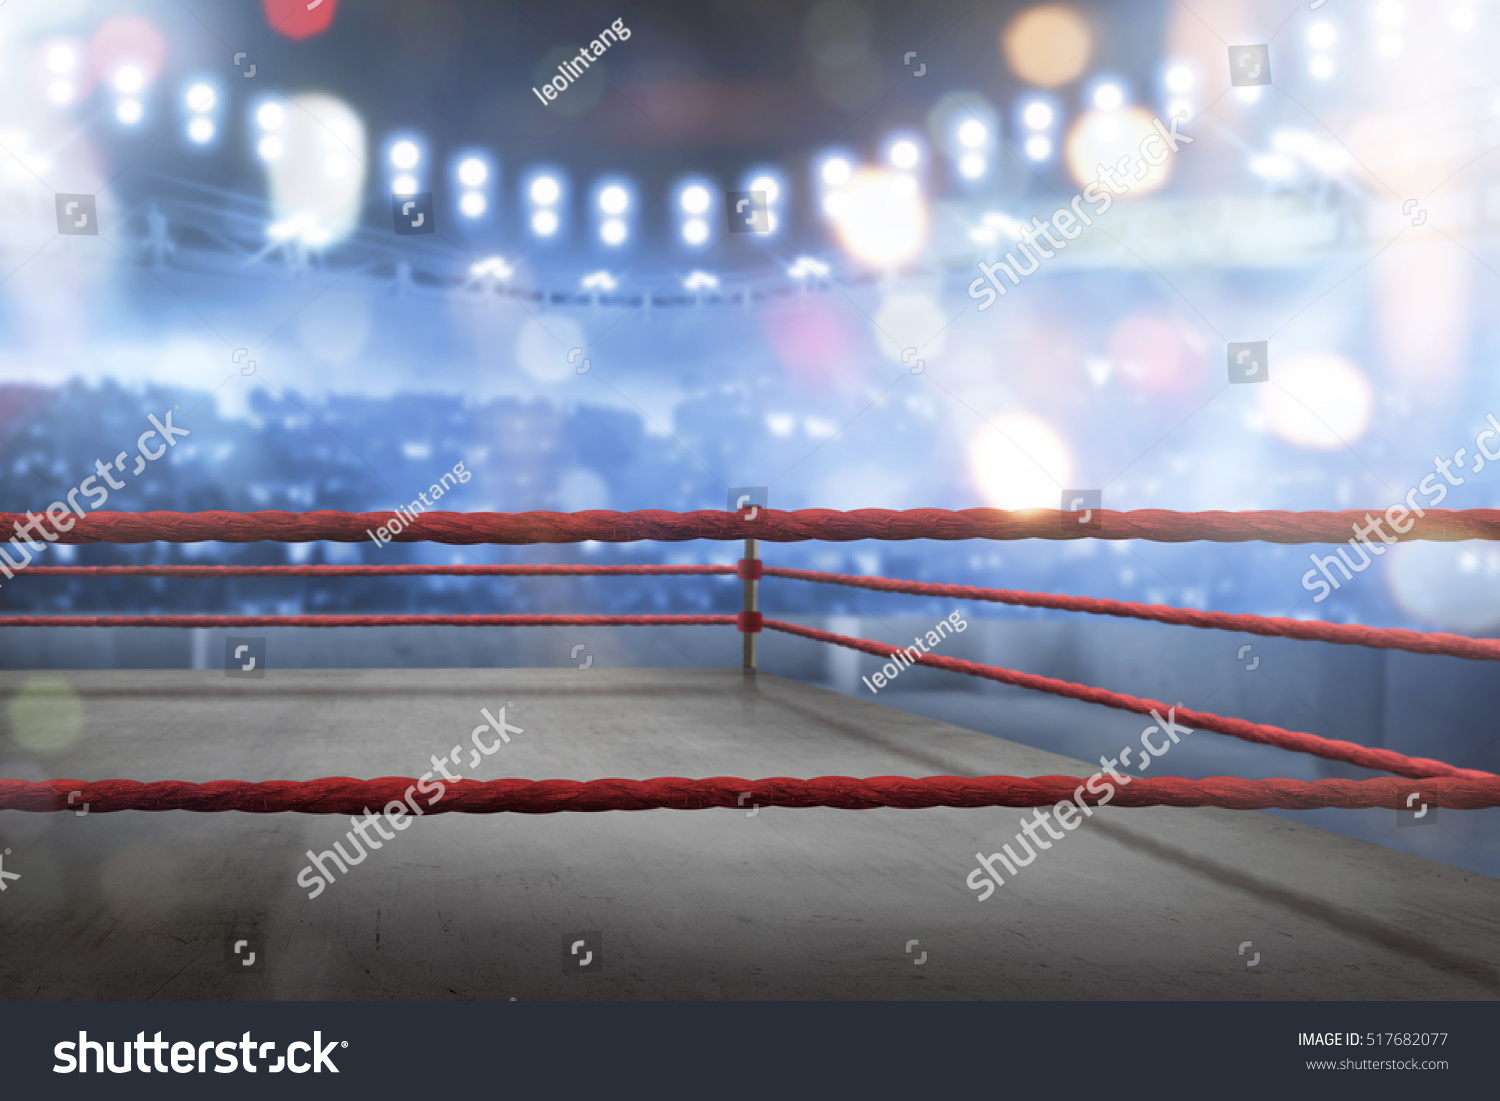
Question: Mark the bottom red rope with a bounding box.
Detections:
[3,775,1498,813]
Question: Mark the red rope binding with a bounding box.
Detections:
[765,568,1500,663]
[10,508,1500,545]
[18,564,736,577]
[762,620,1492,781]
[3,775,1497,813]
[0,614,736,628]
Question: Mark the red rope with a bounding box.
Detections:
[766,567,1500,663]
[3,775,1497,813]
[16,563,735,577]
[0,614,734,628]
[11,508,1500,545]
[762,620,1491,781]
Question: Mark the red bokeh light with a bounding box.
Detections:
[1107,313,1209,395]
[89,17,166,85]
[264,0,339,40]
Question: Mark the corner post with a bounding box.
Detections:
[742,537,760,669]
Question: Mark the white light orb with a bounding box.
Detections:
[829,167,927,267]
[957,119,988,148]
[1257,352,1373,449]
[749,175,780,203]
[599,185,629,214]
[682,218,709,245]
[459,191,486,217]
[530,176,561,205]
[600,217,627,245]
[531,209,559,236]
[46,45,76,74]
[390,140,420,169]
[187,117,214,143]
[113,65,145,94]
[681,185,710,214]
[1023,101,1054,129]
[257,102,285,130]
[889,140,920,170]
[457,157,487,187]
[186,84,216,112]
[968,413,1072,511]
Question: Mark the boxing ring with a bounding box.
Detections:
[1,507,1498,1000]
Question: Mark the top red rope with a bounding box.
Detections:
[7,508,1500,545]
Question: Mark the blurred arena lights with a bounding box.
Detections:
[454,153,492,220]
[111,60,148,125]
[44,41,81,106]
[596,180,632,246]
[581,270,617,291]
[1307,19,1336,78]
[744,169,784,233]
[184,82,217,145]
[1257,352,1374,449]
[968,412,1072,511]
[469,256,513,280]
[261,92,366,249]
[1164,63,1194,94]
[1249,153,1297,181]
[528,170,564,237]
[886,137,921,171]
[1090,80,1125,111]
[1020,97,1058,161]
[1064,105,1171,195]
[677,179,713,247]
[816,150,855,216]
[683,270,719,291]
[1162,64,1194,123]
[787,256,830,279]
[950,111,995,182]
[828,167,927,267]
[387,137,423,196]
[1001,4,1092,88]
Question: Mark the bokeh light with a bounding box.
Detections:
[1107,314,1209,395]
[1002,4,1092,88]
[1388,543,1500,632]
[1065,106,1172,196]
[1258,353,1374,449]
[969,412,1072,511]
[828,168,927,267]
